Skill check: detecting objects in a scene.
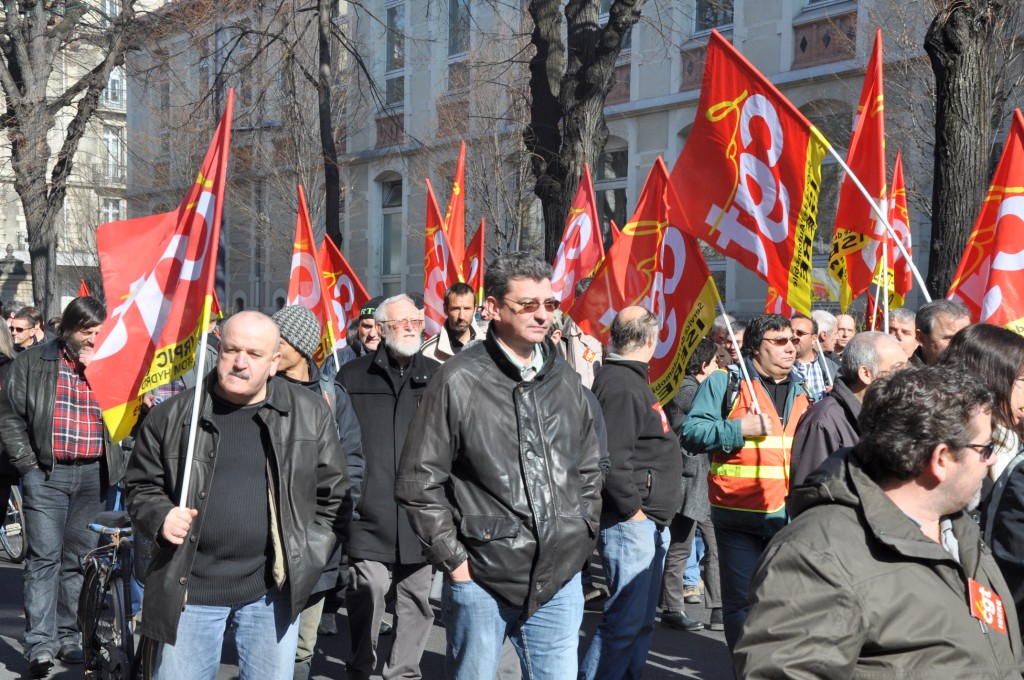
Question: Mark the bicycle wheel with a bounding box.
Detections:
[1,485,27,563]
[80,567,132,679]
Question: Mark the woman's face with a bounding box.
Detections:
[1011,373,1024,423]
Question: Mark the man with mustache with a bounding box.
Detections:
[336,294,440,680]
[0,297,125,676]
[421,282,481,363]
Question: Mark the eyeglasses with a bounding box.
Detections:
[8,326,29,333]
[959,441,996,461]
[762,336,800,347]
[793,330,813,337]
[502,298,559,314]
[382,318,423,330]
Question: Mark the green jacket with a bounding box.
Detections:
[735,450,1024,679]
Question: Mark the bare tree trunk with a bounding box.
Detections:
[318,0,342,245]
[924,0,1002,297]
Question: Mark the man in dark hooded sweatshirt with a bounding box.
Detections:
[272,305,362,680]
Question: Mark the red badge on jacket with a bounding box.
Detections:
[969,578,1007,634]
[652,403,671,434]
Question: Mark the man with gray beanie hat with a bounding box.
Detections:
[271,305,363,679]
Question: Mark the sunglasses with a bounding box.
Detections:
[762,336,800,347]
[8,326,29,333]
[959,441,996,461]
[502,298,559,314]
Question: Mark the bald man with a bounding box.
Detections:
[581,306,683,680]
[126,311,350,679]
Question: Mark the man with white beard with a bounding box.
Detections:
[335,294,441,680]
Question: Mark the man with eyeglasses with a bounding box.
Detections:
[736,366,1023,678]
[11,307,51,352]
[681,313,813,649]
[789,313,836,401]
[397,252,602,679]
[336,293,439,680]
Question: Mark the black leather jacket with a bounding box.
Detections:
[125,375,350,645]
[396,328,602,615]
[0,340,122,481]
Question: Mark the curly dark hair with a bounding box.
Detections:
[686,337,718,376]
[741,314,790,358]
[855,366,993,483]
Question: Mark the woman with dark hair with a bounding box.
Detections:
[0,322,17,527]
[939,323,1024,622]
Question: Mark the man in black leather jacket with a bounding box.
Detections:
[125,311,349,679]
[396,252,602,680]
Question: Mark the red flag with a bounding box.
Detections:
[829,29,888,310]
[444,141,467,264]
[765,287,793,316]
[668,30,828,317]
[864,290,886,330]
[318,234,370,351]
[424,179,462,337]
[86,90,234,442]
[77,279,90,297]
[609,219,622,245]
[948,109,1024,330]
[552,164,605,311]
[572,158,719,403]
[287,185,337,365]
[463,218,485,304]
[885,151,913,308]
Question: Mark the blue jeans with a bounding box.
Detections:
[717,525,773,650]
[684,529,705,586]
[581,517,669,680]
[153,590,299,680]
[21,462,106,659]
[442,572,582,680]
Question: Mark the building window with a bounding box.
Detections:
[595,146,628,248]
[381,178,403,296]
[101,198,124,223]
[385,2,405,108]
[448,0,470,56]
[102,125,124,182]
[101,0,118,27]
[103,67,124,108]
[695,0,733,33]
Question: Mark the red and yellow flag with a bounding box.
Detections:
[828,29,888,311]
[86,90,234,442]
[668,31,827,316]
[572,158,719,404]
[77,279,91,298]
[873,151,913,310]
[287,185,337,365]
[463,218,485,304]
[424,179,462,337]
[948,109,1024,331]
[318,234,369,351]
[552,164,605,311]
[444,141,467,265]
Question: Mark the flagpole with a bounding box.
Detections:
[825,145,932,302]
[717,299,761,415]
[869,281,881,331]
[179,310,212,508]
[333,348,340,372]
[881,244,890,334]
[814,336,833,387]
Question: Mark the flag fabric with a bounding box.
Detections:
[948,109,1024,331]
[609,219,622,245]
[828,29,888,311]
[572,157,719,404]
[86,90,234,442]
[668,30,828,317]
[77,279,90,297]
[318,234,370,351]
[765,286,793,316]
[424,179,463,337]
[444,141,467,265]
[865,290,886,330]
[872,151,913,310]
[551,164,605,311]
[287,185,337,365]
[463,218,485,304]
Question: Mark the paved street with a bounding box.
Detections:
[0,555,733,679]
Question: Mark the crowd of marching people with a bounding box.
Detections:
[4,252,1024,679]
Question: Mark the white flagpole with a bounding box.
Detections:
[870,277,882,332]
[717,299,761,415]
[179,312,212,508]
[882,243,890,334]
[814,336,833,387]
[826,145,932,302]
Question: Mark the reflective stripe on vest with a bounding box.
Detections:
[708,378,809,514]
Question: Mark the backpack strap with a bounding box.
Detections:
[722,365,742,420]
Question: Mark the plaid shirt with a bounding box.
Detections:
[52,347,105,462]
[790,358,826,402]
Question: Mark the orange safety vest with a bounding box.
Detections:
[708,378,810,514]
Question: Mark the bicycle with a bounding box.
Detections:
[77,509,155,680]
[1,483,27,563]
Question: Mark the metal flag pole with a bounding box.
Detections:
[179,311,212,508]
[716,299,761,415]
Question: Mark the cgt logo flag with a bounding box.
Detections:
[424,179,463,337]
[572,158,719,404]
[86,90,234,442]
[828,29,888,311]
[444,141,467,265]
[463,218,485,304]
[318,234,369,351]
[948,109,1024,331]
[552,163,605,311]
[668,30,827,317]
[871,150,913,310]
[287,184,337,365]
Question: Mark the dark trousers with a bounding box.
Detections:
[21,462,106,658]
[660,514,721,611]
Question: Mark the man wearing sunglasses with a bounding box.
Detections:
[10,307,50,352]
[397,252,601,679]
[736,366,1023,678]
[681,313,813,650]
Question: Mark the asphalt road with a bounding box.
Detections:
[0,555,734,679]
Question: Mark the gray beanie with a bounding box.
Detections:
[272,305,321,360]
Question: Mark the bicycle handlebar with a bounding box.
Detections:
[88,523,134,537]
